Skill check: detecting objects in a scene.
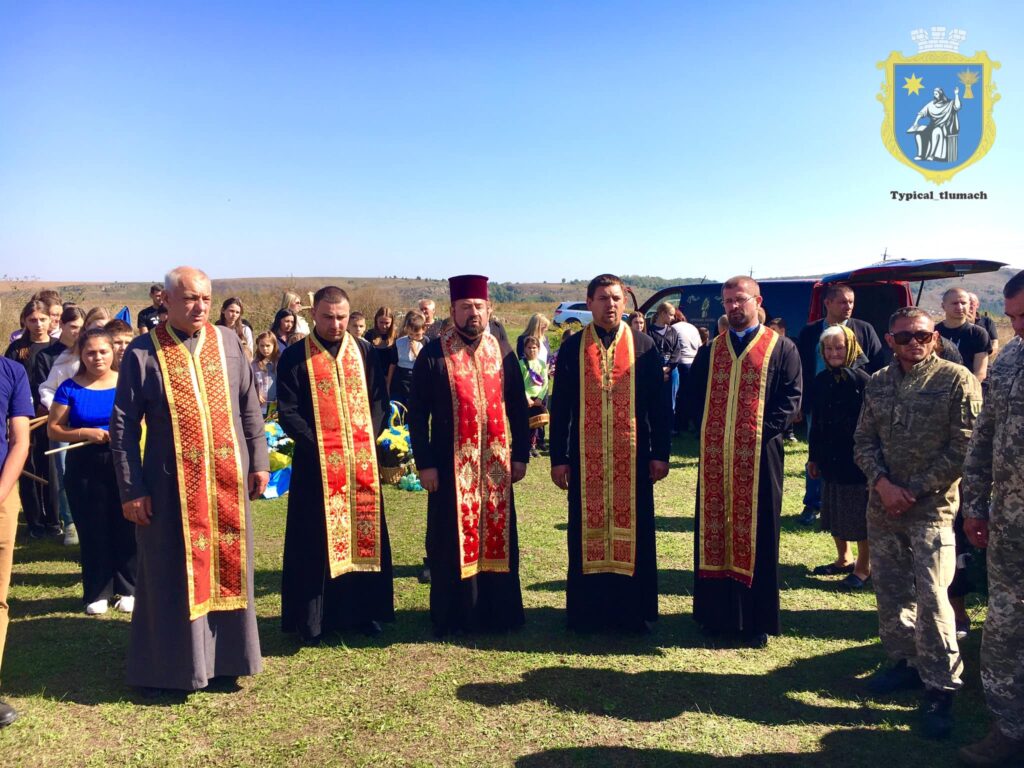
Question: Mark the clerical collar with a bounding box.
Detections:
[313,330,342,356]
[730,323,760,341]
[593,322,620,348]
[824,318,849,327]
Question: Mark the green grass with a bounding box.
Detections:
[0,435,990,767]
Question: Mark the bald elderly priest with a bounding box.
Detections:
[688,276,802,648]
[408,275,531,637]
[276,285,394,642]
[112,266,269,694]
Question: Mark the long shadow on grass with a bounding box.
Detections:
[10,570,82,590]
[460,644,892,726]
[3,616,134,705]
[12,595,82,618]
[513,728,947,768]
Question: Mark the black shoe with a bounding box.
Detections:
[46,525,64,538]
[866,659,923,696]
[0,700,18,727]
[743,632,769,648]
[812,562,855,576]
[798,506,818,526]
[418,557,431,584]
[361,620,383,637]
[139,686,168,699]
[205,676,241,693]
[920,689,954,739]
[838,573,870,590]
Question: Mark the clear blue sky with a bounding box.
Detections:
[2,1,1022,282]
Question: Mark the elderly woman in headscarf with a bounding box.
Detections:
[807,324,872,590]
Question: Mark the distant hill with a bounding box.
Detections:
[2,267,1019,335]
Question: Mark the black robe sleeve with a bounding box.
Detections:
[502,345,531,465]
[762,337,802,438]
[358,336,389,438]
[407,347,437,472]
[276,344,318,453]
[636,332,672,462]
[548,335,580,468]
[686,343,712,429]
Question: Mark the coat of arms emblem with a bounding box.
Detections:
[877,27,999,184]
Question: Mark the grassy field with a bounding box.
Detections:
[0,434,992,768]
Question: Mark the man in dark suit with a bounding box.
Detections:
[795,284,884,525]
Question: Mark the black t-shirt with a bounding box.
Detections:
[138,305,160,330]
[975,316,998,350]
[937,321,991,373]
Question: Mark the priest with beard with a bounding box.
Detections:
[276,286,394,642]
[407,275,530,637]
[688,276,802,648]
[549,273,670,633]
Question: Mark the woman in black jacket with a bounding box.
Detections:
[807,324,871,589]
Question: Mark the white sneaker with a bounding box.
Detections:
[63,523,79,546]
[114,596,135,614]
[85,599,108,615]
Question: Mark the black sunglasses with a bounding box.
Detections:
[890,330,935,345]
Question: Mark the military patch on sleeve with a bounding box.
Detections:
[969,399,983,418]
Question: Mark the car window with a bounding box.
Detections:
[570,303,588,311]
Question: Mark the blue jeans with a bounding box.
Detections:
[49,441,73,528]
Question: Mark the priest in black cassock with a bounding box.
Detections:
[688,276,802,647]
[407,275,530,637]
[276,286,394,642]
[549,274,671,633]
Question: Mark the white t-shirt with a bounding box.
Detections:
[672,321,703,365]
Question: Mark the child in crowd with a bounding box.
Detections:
[519,336,549,457]
[349,311,367,339]
[386,311,425,408]
[252,331,279,418]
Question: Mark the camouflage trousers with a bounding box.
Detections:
[868,517,962,691]
[981,529,1024,739]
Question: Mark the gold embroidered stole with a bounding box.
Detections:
[305,334,382,577]
[579,323,638,576]
[440,325,512,579]
[151,322,247,620]
[698,326,779,587]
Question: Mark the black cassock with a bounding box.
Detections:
[549,325,671,632]
[276,331,395,639]
[687,329,802,636]
[407,330,530,636]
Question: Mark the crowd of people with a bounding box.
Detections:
[0,267,1021,766]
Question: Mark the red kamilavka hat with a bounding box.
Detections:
[448,274,489,302]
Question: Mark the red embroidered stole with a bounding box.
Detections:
[579,323,638,576]
[151,323,247,620]
[440,325,512,579]
[698,326,779,587]
[305,334,382,577]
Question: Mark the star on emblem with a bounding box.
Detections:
[902,72,924,96]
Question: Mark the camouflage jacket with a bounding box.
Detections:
[854,353,982,526]
[962,336,1024,528]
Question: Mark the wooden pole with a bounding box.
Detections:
[20,469,48,486]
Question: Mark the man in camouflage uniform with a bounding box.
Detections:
[958,269,1024,766]
[854,306,982,739]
